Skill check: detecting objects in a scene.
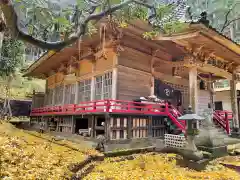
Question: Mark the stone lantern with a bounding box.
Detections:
[179,107,205,136]
[178,107,205,161]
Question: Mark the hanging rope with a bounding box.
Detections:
[78,35,83,60]
[99,23,107,59]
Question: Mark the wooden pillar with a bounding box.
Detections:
[150,76,155,96]
[230,71,239,129]
[105,114,110,141]
[52,87,55,106]
[127,116,132,139]
[44,79,48,106]
[62,84,66,105]
[189,67,198,113]
[112,52,118,100]
[75,81,79,104]
[71,116,75,134]
[208,73,214,109]
[148,116,152,137]
[91,61,96,101]
[90,77,95,101]
[150,58,155,96]
[112,67,118,99]
[91,115,95,138]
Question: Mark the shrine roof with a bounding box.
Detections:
[24,20,240,79]
[155,23,240,73]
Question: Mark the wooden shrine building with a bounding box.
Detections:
[25,20,240,144]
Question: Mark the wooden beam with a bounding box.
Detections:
[200,31,240,60]
[155,31,200,41]
[189,67,198,113]
[122,30,171,58]
[195,64,232,80]
[153,71,189,86]
[153,57,233,80]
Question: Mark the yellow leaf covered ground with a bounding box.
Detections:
[1,122,240,180]
[84,153,240,180]
[0,122,98,180]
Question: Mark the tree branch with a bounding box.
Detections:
[221,17,240,32]
[0,0,154,50]
[221,8,233,32]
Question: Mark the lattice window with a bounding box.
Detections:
[78,79,91,102]
[95,72,112,100]
[54,85,63,105]
[132,118,148,138]
[152,117,165,137]
[57,116,72,133]
[95,76,103,100]
[110,117,127,140]
[103,72,112,99]
[64,84,76,104]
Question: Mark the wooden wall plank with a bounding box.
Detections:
[77,59,93,76]
[118,47,151,73]
[117,65,151,100]
[95,49,116,72]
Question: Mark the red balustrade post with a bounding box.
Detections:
[105,100,110,112]
[73,104,76,113]
[225,112,230,135]
[127,102,131,110]
[165,102,169,113]
[93,101,96,110]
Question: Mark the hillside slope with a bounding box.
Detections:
[0,123,99,179]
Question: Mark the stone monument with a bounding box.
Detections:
[178,107,204,161]
[195,107,228,156]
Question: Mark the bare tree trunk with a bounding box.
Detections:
[0,11,4,120]
[2,76,12,120]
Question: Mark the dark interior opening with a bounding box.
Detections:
[199,80,205,90]
[49,117,57,131]
[214,101,223,110]
[75,118,89,133]
[96,117,105,126]
[96,130,105,136]
[95,117,105,136]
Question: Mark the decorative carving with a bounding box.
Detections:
[184,45,233,72]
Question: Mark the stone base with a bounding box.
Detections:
[177,158,211,171]
[197,145,228,157]
[230,132,240,138]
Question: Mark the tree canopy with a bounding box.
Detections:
[186,0,240,42]
[0,37,24,77]
[0,0,187,50]
[1,0,240,50]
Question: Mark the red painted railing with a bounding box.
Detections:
[31,99,232,134]
[31,99,185,132]
[213,110,233,134]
